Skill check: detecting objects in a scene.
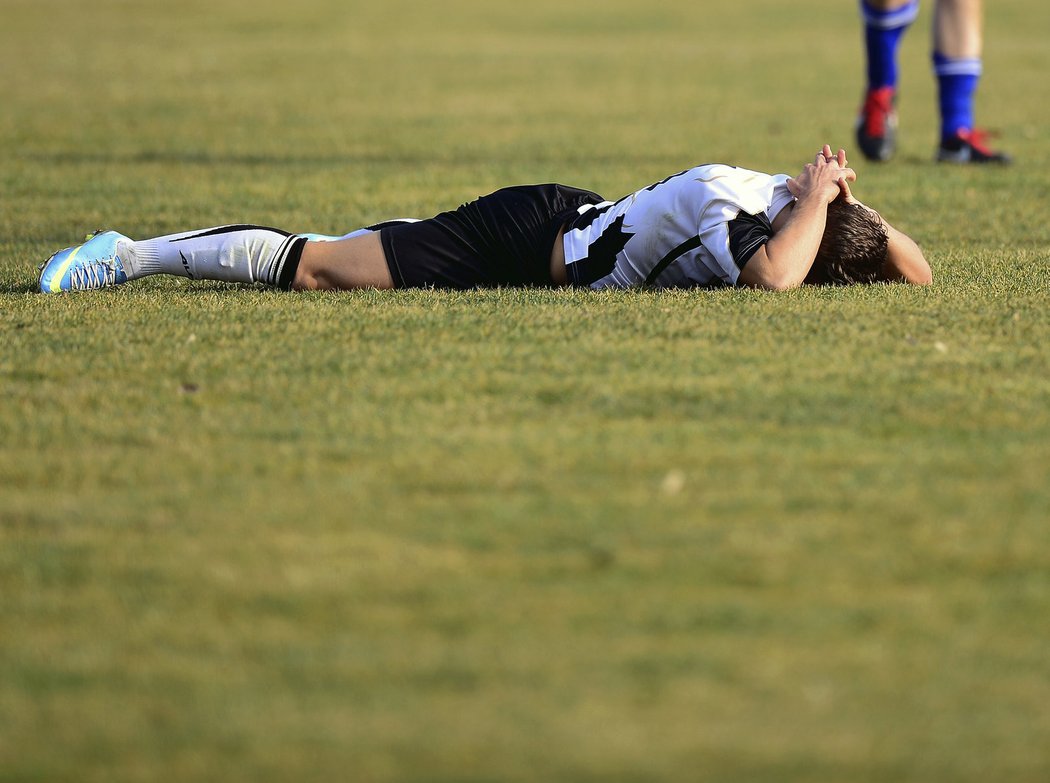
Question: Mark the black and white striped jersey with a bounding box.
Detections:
[562,165,795,289]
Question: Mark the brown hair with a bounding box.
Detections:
[814,198,888,285]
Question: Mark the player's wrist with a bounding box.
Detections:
[793,189,832,209]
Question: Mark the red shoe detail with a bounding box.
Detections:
[860,87,896,137]
[939,127,1012,164]
[957,128,996,157]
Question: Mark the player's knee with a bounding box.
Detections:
[290,244,330,290]
[290,268,320,291]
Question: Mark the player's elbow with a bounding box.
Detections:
[762,276,801,292]
[910,258,933,285]
[890,256,932,285]
[736,260,803,291]
[746,270,802,291]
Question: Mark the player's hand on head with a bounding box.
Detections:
[838,177,858,204]
[818,144,849,168]
[786,144,857,204]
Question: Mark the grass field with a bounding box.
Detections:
[2,1,1049,780]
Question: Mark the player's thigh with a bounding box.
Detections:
[294,232,394,290]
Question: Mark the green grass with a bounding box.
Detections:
[2,1,1049,781]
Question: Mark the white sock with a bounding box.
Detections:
[128,225,305,287]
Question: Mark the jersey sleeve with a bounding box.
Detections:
[698,209,773,286]
[726,210,774,268]
[692,169,781,285]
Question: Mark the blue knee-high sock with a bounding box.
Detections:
[861,0,920,90]
[933,52,982,140]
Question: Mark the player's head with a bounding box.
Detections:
[812,197,888,285]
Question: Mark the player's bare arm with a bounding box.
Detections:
[738,146,856,291]
[879,222,931,284]
[834,172,932,285]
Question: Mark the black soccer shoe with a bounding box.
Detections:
[855,87,898,162]
[937,129,1012,165]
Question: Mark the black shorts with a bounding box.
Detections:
[379,183,605,288]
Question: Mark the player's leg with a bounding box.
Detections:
[292,231,394,290]
[856,0,920,161]
[933,0,1010,163]
[38,221,416,293]
[39,225,308,293]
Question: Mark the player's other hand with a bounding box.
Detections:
[819,144,848,168]
[787,144,856,204]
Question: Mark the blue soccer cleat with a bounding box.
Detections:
[39,230,133,293]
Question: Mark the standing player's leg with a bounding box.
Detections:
[856,0,920,161]
[933,0,1010,163]
[38,221,415,293]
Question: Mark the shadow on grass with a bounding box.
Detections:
[2,280,39,295]
[0,278,271,296]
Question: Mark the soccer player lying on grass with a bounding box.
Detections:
[39,145,930,294]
